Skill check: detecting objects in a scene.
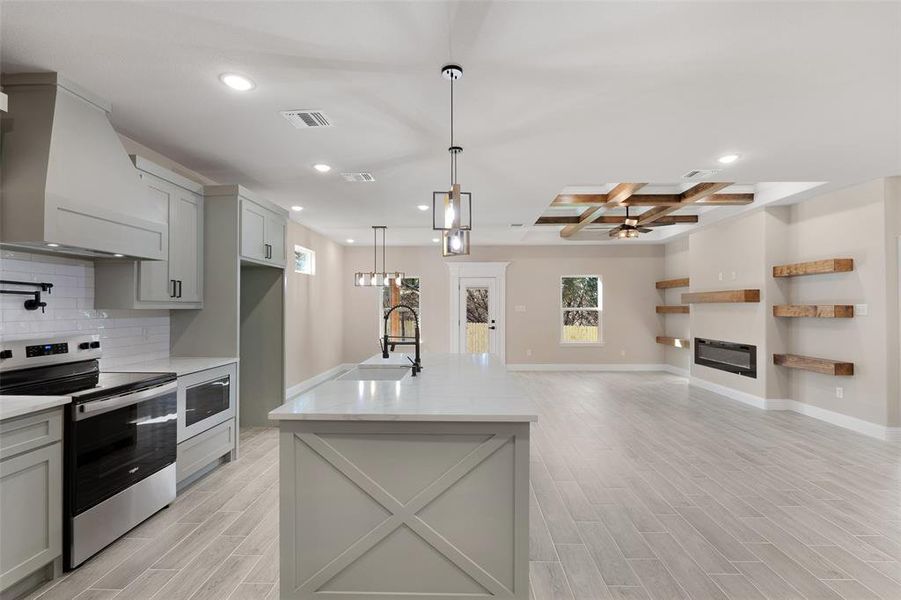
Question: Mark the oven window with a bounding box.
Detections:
[72,389,176,514]
[185,376,231,427]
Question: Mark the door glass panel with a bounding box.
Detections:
[185,376,230,427]
[465,287,490,353]
[73,390,176,514]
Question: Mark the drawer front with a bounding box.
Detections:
[0,442,63,591]
[176,418,235,483]
[0,409,63,460]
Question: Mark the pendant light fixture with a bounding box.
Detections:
[354,226,404,287]
[433,64,471,257]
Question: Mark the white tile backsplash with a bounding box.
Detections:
[1,250,170,369]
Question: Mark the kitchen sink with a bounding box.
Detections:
[336,367,411,382]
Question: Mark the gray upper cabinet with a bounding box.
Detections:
[240,198,268,262]
[94,157,204,309]
[237,194,287,268]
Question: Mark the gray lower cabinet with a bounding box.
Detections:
[176,418,236,484]
[0,409,63,596]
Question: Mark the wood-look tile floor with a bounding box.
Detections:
[23,372,901,600]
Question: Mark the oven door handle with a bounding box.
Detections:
[75,381,177,420]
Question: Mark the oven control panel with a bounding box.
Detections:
[26,342,69,358]
[0,334,101,371]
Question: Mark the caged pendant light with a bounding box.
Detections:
[432,64,471,257]
[354,226,404,287]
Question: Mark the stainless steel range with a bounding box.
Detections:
[0,335,177,569]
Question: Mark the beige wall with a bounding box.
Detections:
[678,178,898,427]
[284,221,347,388]
[688,210,769,397]
[663,237,691,373]
[342,244,665,366]
[786,179,894,426]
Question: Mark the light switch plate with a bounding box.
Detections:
[514,305,526,312]
[854,304,868,316]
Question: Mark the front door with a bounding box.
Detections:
[458,277,497,355]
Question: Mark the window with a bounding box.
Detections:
[294,245,315,275]
[561,275,602,344]
[381,277,421,338]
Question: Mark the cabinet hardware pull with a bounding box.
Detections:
[176,280,183,298]
[171,279,176,298]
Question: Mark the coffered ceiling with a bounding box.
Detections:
[2,1,899,245]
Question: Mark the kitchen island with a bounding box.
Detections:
[269,353,536,600]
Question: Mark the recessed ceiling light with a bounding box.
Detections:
[219,73,255,91]
[417,205,429,211]
[432,238,440,243]
[46,243,59,248]
[346,239,355,244]
[113,253,124,258]
[717,153,740,164]
[291,205,303,212]
[313,163,332,173]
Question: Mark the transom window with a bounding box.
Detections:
[293,245,315,275]
[560,275,602,344]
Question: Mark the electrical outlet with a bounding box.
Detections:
[835,387,844,399]
[730,271,737,281]
[620,349,626,357]
[854,304,868,316]
[526,349,532,357]
[515,305,526,312]
[717,272,724,281]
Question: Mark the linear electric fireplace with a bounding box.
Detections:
[695,338,757,378]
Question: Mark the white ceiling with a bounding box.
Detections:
[2,1,899,246]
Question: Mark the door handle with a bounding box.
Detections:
[75,381,177,420]
[489,326,496,330]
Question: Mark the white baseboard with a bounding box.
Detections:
[506,363,670,372]
[285,363,355,399]
[662,364,690,378]
[689,375,898,441]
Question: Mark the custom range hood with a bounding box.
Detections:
[0,73,166,259]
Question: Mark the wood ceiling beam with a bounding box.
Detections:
[624,193,753,207]
[637,182,732,226]
[559,183,646,238]
[551,192,752,207]
[536,215,699,225]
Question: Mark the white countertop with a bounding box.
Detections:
[269,353,537,423]
[359,352,413,367]
[0,395,70,421]
[107,356,238,377]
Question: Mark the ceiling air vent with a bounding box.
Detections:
[340,172,375,183]
[280,110,332,128]
[682,168,720,180]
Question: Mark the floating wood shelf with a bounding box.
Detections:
[681,289,760,304]
[773,353,854,376]
[656,278,690,289]
[773,304,854,318]
[656,336,690,348]
[656,305,689,314]
[773,258,853,278]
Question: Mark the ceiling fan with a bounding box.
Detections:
[607,206,654,239]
